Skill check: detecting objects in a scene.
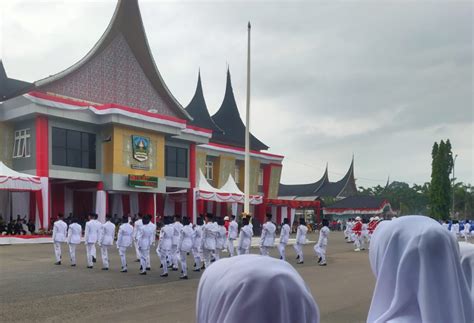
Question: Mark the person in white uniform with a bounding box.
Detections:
[192,217,204,271]
[237,217,253,255]
[260,214,276,256]
[215,218,227,261]
[66,218,82,266]
[278,218,291,261]
[52,213,68,265]
[367,215,472,323]
[171,215,183,271]
[178,217,194,279]
[227,215,238,257]
[294,218,308,264]
[459,241,474,298]
[84,213,101,268]
[462,220,471,242]
[99,214,116,270]
[158,216,174,277]
[116,216,133,272]
[137,215,155,275]
[314,219,330,266]
[196,254,320,323]
[133,214,143,263]
[201,214,219,269]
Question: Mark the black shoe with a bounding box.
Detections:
[319,263,327,266]
[280,256,283,260]
[180,275,188,280]
[92,257,96,263]
[160,273,168,277]
[172,267,178,271]
[211,258,216,263]
[139,271,147,275]
[140,266,143,271]
[318,257,322,263]
[181,270,183,274]
[135,259,140,262]
[54,261,61,265]
[297,261,304,264]
[146,267,151,271]
[121,269,128,273]
[167,265,173,269]
[296,255,300,260]
[201,265,205,270]
[160,264,163,268]
[71,264,76,267]
[87,266,93,269]
[193,268,201,272]
[102,268,109,271]
[193,262,196,267]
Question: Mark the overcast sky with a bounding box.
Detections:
[1,0,472,186]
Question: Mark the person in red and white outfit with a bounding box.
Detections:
[352,216,363,252]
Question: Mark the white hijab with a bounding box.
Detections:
[368,215,472,323]
[459,242,474,295]
[196,254,319,323]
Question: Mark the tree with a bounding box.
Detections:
[429,139,453,220]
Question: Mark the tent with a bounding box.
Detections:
[0,161,47,231]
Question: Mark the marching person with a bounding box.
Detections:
[278,218,291,261]
[227,215,238,257]
[171,215,183,271]
[116,216,133,272]
[202,213,219,269]
[294,218,308,264]
[237,217,253,255]
[137,215,155,275]
[158,216,174,277]
[133,214,143,263]
[260,214,276,256]
[314,219,330,266]
[84,213,101,268]
[52,213,67,265]
[178,217,194,279]
[352,216,363,251]
[99,214,116,271]
[66,218,82,267]
[344,218,353,243]
[192,217,204,272]
[215,218,227,261]
[462,220,471,242]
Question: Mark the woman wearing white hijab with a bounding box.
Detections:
[459,242,474,295]
[367,215,472,323]
[196,254,320,323]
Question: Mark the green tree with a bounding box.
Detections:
[429,139,453,220]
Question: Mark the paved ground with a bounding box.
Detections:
[0,232,375,323]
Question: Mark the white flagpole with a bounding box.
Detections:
[244,22,251,215]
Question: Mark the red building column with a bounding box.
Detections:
[187,144,196,222]
[35,116,49,229]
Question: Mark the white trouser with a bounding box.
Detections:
[293,243,303,262]
[260,246,271,256]
[160,249,170,274]
[101,245,111,268]
[134,240,140,260]
[171,245,179,268]
[237,247,248,256]
[202,248,214,268]
[139,247,149,273]
[314,243,327,264]
[91,243,96,258]
[86,243,95,266]
[354,235,361,249]
[118,246,128,269]
[69,243,78,264]
[180,250,188,276]
[192,247,202,268]
[278,243,287,261]
[53,242,63,262]
[215,248,222,261]
[227,239,235,257]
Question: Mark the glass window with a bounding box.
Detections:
[205,161,213,181]
[165,146,188,178]
[234,165,240,184]
[12,128,31,158]
[258,168,264,186]
[52,127,96,169]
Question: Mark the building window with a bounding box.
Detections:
[205,161,214,181]
[258,168,264,186]
[52,127,96,169]
[13,129,31,158]
[234,165,240,184]
[165,146,188,178]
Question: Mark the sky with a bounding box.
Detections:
[1,0,472,187]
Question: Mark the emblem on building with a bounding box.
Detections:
[132,135,149,162]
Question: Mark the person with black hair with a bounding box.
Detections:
[294,218,308,264]
[171,215,183,271]
[192,217,204,271]
[215,218,227,261]
[202,213,219,268]
[158,216,174,277]
[52,214,67,265]
[137,214,154,275]
[238,217,253,255]
[260,214,276,256]
[133,214,144,263]
[314,219,330,266]
[117,217,133,272]
[278,218,291,261]
[99,214,116,270]
[84,213,101,268]
[227,215,238,257]
[178,217,193,279]
[67,218,82,267]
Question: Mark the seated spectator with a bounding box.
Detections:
[7,221,14,235]
[367,215,472,323]
[196,254,320,323]
[27,220,35,234]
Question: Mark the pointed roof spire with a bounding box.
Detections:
[0,60,32,101]
[278,164,329,197]
[185,71,223,133]
[211,68,269,151]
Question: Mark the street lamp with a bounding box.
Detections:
[452,154,458,219]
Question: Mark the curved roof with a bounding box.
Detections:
[211,69,269,151]
[34,0,191,120]
[0,61,32,101]
[278,165,328,197]
[185,72,223,133]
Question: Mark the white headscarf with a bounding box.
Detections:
[459,242,474,294]
[368,215,473,323]
[196,254,320,323]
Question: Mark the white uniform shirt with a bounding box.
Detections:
[228,220,238,240]
[99,221,116,246]
[216,225,227,249]
[178,224,194,252]
[133,219,143,241]
[202,222,219,250]
[159,224,174,251]
[137,223,155,250]
[279,224,290,244]
[52,219,68,242]
[85,220,98,243]
[67,223,82,244]
[193,225,203,249]
[464,222,471,234]
[317,226,330,247]
[117,223,134,248]
[296,225,308,244]
[173,222,184,246]
[238,225,253,250]
[261,221,276,247]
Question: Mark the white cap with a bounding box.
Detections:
[224,216,230,221]
[355,216,362,221]
[374,216,380,221]
[370,217,374,221]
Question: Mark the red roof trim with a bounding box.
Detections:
[186,124,213,134]
[206,142,285,159]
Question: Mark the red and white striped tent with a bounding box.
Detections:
[0,161,48,231]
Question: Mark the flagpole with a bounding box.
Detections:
[244,21,251,216]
